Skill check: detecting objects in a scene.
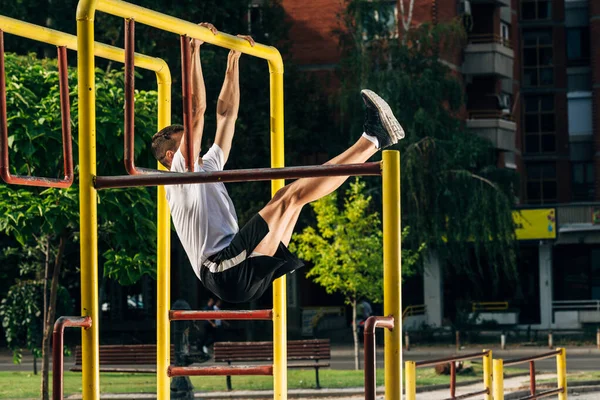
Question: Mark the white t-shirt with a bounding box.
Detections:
[165,144,238,280]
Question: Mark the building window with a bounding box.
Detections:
[523,30,553,87]
[524,95,555,153]
[526,163,557,204]
[568,92,593,136]
[500,22,510,46]
[566,27,590,64]
[361,0,398,41]
[572,162,594,201]
[247,0,265,36]
[521,0,551,20]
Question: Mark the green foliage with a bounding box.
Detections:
[290,179,424,304]
[1,53,158,284]
[336,4,519,292]
[0,280,72,360]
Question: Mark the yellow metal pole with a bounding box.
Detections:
[404,361,417,400]
[269,64,286,400]
[493,359,504,400]
[156,72,172,400]
[0,15,169,74]
[76,1,100,399]
[382,150,401,400]
[96,0,282,68]
[557,348,567,400]
[483,350,492,400]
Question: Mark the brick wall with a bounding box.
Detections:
[281,0,345,67]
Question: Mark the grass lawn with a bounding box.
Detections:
[536,370,600,384]
[0,364,503,399]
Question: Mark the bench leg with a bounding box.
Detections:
[315,366,321,389]
[226,361,232,391]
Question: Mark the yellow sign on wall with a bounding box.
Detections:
[513,208,556,240]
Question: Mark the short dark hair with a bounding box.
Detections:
[151,124,184,166]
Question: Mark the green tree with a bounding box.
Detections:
[290,179,424,370]
[335,2,519,296]
[0,52,158,400]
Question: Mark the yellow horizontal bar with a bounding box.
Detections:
[95,0,283,73]
[0,15,171,83]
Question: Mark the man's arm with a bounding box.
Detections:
[180,22,218,167]
[214,35,255,164]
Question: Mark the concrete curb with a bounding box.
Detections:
[504,385,600,400]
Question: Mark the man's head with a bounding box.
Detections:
[151,124,184,169]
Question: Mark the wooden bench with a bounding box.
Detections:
[71,344,174,373]
[214,339,331,390]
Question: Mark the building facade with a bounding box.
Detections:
[282,0,600,331]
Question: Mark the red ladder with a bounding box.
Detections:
[167,309,274,377]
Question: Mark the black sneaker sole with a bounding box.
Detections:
[361,89,405,142]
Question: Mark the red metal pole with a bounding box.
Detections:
[364,316,395,400]
[180,35,194,172]
[94,161,382,189]
[52,316,92,400]
[170,309,273,321]
[124,18,137,176]
[529,361,536,396]
[0,30,7,182]
[57,46,73,184]
[168,365,273,377]
[450,361,457,398]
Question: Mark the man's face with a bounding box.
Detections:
[162,132,183,169]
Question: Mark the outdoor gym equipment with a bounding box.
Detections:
[0,1,403,399]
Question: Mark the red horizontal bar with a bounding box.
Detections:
[169,309,273,321]
[518,387,563,400]
[415,350,491,367]
[503,350,561,367]
[167,365,273,377]
[441,389,489,400]
[94,162,382,189]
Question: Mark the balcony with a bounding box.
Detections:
[469,0,511,6]
[466,110,516,152]
[463,34,514,79]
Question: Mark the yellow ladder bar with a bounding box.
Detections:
[270,67,286,399]
[383,150,401,399]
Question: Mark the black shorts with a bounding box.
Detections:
[200,214,304,304]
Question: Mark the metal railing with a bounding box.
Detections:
[403,304,426,320]
[52,316,93,400]
[472,301,509,312]
[493,348,567,400]
[553,300,600,312]
[405,350,492,400]
[468,33,512,49]
[363,316,395,400]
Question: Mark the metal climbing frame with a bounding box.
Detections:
[74,1,402,400]
[0,17,171,400]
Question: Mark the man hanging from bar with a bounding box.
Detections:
[150,24,405,303]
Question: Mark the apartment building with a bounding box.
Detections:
[282,0,600,331]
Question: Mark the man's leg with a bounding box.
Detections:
[254,136,378,255]
[254,89,404,257]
